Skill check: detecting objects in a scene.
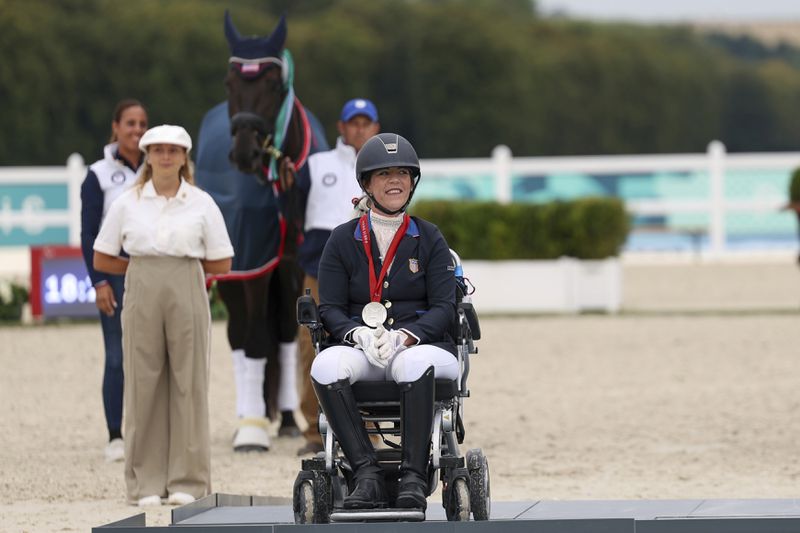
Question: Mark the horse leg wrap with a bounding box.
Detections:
[277,342,302,437]
[233,357,270,452]
[277,341,299,411]
[241,357,267,418]
[231,349,246,418]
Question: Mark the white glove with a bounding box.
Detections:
[374,329,409,360]
[372,325,389,349]
[352,326,388,368]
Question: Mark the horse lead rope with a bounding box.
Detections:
[266,49,296,182]
[262,96,312,183]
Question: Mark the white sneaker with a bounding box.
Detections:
[138,495,162,507]
[104,438,125,463]
[167,492,196,506]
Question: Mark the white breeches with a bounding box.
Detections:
[310,344,459,385]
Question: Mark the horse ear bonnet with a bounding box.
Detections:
[225,11,286,59]
[225,11,288,83]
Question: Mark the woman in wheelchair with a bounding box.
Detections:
[310,133,458,511]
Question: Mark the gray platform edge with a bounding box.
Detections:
[92,493,800,533]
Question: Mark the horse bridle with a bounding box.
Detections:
[229,54,298,183]
[262,134,283,160]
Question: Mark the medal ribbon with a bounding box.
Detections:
[359,213,410,302]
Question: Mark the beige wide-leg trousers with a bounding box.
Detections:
[122,256,211,502]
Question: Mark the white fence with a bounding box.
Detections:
[2,142,799,254]
[0,153,84,247]
[421,141,800,255]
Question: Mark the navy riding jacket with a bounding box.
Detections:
[318,214,457,356]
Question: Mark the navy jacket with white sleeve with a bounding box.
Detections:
[318,214,456,356]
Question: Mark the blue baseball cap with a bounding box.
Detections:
[340,98,379,123]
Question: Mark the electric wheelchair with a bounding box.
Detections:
[292,250,490,523]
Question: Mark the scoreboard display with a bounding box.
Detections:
[30,246,98,319]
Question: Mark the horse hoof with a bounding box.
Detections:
[234,444,269,453]
[278,410,301,438]
[233,418,271,452]
[278,425,302,438]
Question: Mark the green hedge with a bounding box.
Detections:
[0,280,28,322]
[8,2,800,165]
[410,198,630,260]
[208,282,229,322]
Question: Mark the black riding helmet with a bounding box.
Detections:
[355,133,421,215]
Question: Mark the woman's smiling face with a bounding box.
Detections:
[147,144,186,179]
[113,105,147,159]
[366,166,412,215]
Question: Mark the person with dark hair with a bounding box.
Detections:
[310,133,458,511]
[93,125,233,507]
[80,99,147,463]
[294,98,380,456]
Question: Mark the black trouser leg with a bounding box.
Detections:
[396,366,435,510]
[312,378,387,509]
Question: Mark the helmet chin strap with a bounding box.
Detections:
[365,179,419,216]
[367,193,406,216]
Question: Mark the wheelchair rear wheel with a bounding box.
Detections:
[444,478,471,521]
[467,448,491,520]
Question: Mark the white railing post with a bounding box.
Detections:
[492,144,512,204]
[66,153,85,246]
[707,140,726,255]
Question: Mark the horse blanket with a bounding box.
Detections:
[195,101,329,276]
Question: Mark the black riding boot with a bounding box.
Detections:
[396,366,435,510]
[312,378,388,509]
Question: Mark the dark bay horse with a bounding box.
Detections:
[195,12,328,451]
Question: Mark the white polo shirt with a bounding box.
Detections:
[94,179,234,260]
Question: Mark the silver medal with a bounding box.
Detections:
[361,301,387,328]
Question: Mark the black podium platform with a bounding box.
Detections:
[94,493,800,532]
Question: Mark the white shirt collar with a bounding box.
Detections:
[141,178,191,202]
[335,137,357,162]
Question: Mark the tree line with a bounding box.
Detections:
[3,0,800,165]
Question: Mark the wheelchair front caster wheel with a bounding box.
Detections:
[294,481,315,524]
[445,478,471,521]
[293,471,331,524]
[467,448,491,520]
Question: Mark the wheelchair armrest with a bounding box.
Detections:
[458,301,481,341]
